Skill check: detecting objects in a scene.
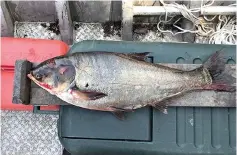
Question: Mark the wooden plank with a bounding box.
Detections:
[29,87,236,107]
[168,90,236,107]
[30,88,68,106]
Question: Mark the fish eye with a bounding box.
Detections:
[35,73,42,79]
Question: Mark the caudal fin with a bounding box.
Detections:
[202,51,236,92]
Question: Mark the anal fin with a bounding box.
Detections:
[150,91,190,114]
[111,111,125,120]
[110,106,134,120]
[152,102,168,114]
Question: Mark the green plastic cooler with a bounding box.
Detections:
[58,40,236,155]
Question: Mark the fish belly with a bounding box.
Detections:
[62,53,198,110]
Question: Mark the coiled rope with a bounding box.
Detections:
[157,0,236,44]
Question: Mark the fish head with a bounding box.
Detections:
[28,57,76,95]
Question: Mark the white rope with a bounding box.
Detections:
[157,0,237,44]
[157,0,213,35]
[209,16,236,44]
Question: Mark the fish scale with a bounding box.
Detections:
[68,53,194,108]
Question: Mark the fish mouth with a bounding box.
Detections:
[27,73,38,83]
[27,73,55,94]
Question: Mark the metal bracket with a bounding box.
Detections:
[122,0,133,41]
[55,0,73,44]
[1,1,14,37]
[33,106,59,115]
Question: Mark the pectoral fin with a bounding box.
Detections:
[69,89,107,100]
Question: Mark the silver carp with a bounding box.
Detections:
[28,51,235,119]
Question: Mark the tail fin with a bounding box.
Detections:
[202,51,236,92]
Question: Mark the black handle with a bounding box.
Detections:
[33,106,59,115]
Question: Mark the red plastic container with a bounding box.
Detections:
[1,37,69,111]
